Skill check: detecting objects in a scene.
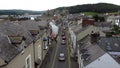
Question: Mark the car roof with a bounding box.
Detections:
[62,40,65,41]
[60,53,64,56]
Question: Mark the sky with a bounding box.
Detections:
[0,0,120,11]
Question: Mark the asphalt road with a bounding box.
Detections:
[53,35,68,68]
[49,26,70,68]
[40,21,78,68]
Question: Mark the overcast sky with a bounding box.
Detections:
[0,0,119,11]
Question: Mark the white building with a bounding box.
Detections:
[106,15,120,26]
[85,53,120,68]
[78,43,120,68]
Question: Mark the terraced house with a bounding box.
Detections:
[0,20,51,68]
[0,22,34,68]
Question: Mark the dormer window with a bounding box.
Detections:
[8,35,26,53]
[29,30,39,36]
[114,43,119,47]
[39,26,44,30]
[106,45,112,51]
[8,35,23,44]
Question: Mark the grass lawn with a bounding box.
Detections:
[80,12,98,15]
[108,12,118,14]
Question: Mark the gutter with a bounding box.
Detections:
[0,62,8,67]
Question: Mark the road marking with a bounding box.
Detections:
[51,41,59,68]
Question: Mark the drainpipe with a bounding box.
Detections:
[32,39,36,67]
[41,34,43,61]
[74,35,78,61]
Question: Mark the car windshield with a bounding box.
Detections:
[62,40,65,42]
[63,36,65,37]
[60,53,64,56]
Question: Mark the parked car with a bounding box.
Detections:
[63,27,66,30]
[61,40,66,45]
[61,32,65,36]
[62,29,65,32]
[58,53,65,61]
[62,36,66,40]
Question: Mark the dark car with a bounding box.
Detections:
[62,36,66,40]
[58,53,65,61]
[62,32,65,36]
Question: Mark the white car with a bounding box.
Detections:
[61,40,66,45]
[58,53,65,61]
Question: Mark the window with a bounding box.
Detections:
[38,45,42,60]
[25,54,31,68]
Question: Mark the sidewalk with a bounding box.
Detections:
[39,48,49,68]
[66,25,79,68]
[70,57,79,68]
[39,41,56,68]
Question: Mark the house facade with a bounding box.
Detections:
[68,24,94,59]
[0,20,51,68]
[16,20,51,68]
[106,15,120,26]
[0,24,34,68]
[77,39,120,68]
[4,43,34,68]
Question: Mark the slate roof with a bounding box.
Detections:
[0,33,20,63]
[79,44,105,66]
[16,20,48,30]
[94,22,112,27]
[0,20,49,63]
[8,36,23,44]
[78,36,120,66]
[17,20,40,30]
[70,24,82,34]
[71,25,91,35]
[67,14,91,20]
[29,30,39,36]
[16,20,49,40]
[98,37,120,52]
[0,22,33,45]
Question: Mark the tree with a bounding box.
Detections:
[93,15,105,22]
[93,15,99,22]
[99,16,105,22]
[112,25,120,34]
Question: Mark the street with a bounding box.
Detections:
[46,24,69,68]
[51,28,69,68]
[40,22,78,68]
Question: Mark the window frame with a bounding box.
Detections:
[25,54,31,68]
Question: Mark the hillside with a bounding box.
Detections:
[0,9,43,15]
[56,3,120,14]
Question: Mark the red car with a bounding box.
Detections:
[62,29,64,32]
[62,36,66,40]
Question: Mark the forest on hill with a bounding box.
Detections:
[0,9,43,15]
[56,3,120,14]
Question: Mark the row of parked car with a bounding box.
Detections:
[58,27,66,61]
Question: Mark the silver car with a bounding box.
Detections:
[61,40,66,45]
[58,53,65,61]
